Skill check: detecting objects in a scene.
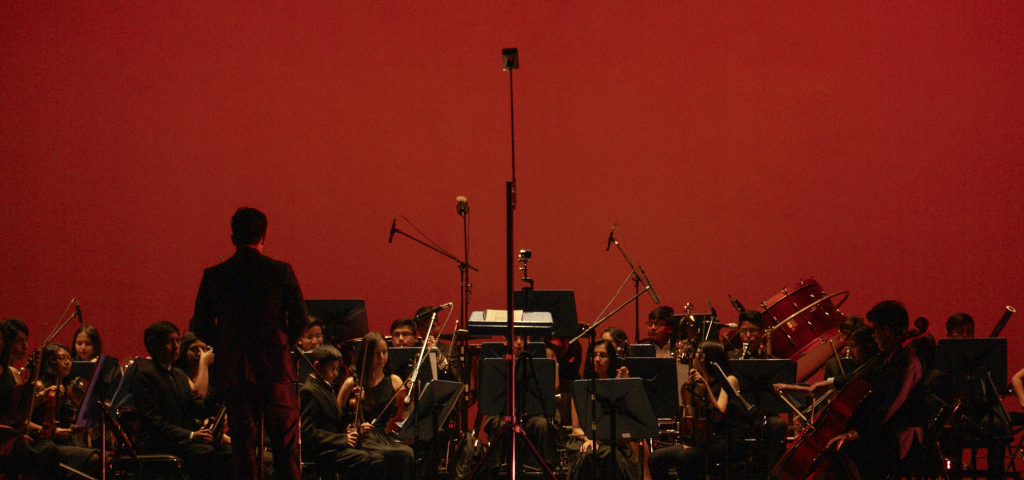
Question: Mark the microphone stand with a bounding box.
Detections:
[607,231,649,344]
[568,274,655,347]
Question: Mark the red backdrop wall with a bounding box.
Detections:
[2,2,1022,370]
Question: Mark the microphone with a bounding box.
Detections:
[729,294,745,313]
[605,224,616,251]
[74,299,83,323]
[456,196,468,217]
[635,265,660,304]
[388,218,397,243]
[413,302,453,320]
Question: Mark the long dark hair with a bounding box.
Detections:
[1,318,28,367]
[39,343,70,388]
[698,340,731,378]
[71,324,102,361]
[583,339,621,379]
[352,332,391,386]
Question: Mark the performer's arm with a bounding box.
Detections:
[1011,367,1024,409]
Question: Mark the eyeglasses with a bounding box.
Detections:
[739,328,762,335]
[594,352,609,359]
[54,354,72,362]
[646,322,670,328]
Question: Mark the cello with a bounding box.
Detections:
[771,317,929,480]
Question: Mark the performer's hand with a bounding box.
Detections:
[809,381,832,396]
[54,427,73,441]
[615,366,630,379]
[352,386,364,400]
[33,385,57,406]
[426,336,437,350]
[220,434,231,445]
[199,347,215,367]
[191,429,214,444]
[359,423,373,435]
[825,430,858,450]
[346,430,358,447]
[580,439,598,452]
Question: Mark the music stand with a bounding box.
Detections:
[480,342,546,360]
[513,290,579,338]
[109,357,146,410]
[730,359,797,415]
[477,358,556,418]
[306,299,369,346]
[74,355,116,428]
[389,347,441,382]
[934,339,1008,397]
[398,380,463,441]
[627,344,656,358]
[622,358,679,418]
[572,378,659,441]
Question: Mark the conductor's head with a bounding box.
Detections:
[231,207,268,248]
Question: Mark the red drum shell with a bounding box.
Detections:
[762,278,845,380]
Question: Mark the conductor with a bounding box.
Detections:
[191,207,309,480]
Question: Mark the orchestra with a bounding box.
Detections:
[2,211,1023,480]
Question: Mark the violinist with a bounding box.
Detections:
[601,327,629,358]
[823,300,923,480]
[337,332,415,480]
[297,318,325,354]
[0,325,62,479]
[566,339,637,480]
[31,343,102,478]
[648,341,748,480]
[72,324,123,401]
[1,318,30,385]
[299,344,383,480]
[133,321,233,480]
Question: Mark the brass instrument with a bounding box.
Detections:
[674,303,697,363]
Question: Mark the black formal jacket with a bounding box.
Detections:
[191,247,309,389]
[299,376,353,458]
[132,358,208,452]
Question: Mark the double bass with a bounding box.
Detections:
[772,317,930,480]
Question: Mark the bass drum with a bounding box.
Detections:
[762,278,848,381]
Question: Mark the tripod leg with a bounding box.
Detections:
[512,424,558,480]
[466,423,513,480]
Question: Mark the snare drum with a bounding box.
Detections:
[761,278,848,381]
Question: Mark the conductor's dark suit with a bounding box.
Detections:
[191,246,309,480]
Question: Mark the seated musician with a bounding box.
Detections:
[1,318,30,385]
[297,317,325,354]
[391,318,418,348]
[945,312,974,338]
[174,332,215,398]
[777,324,880,397]
[133,321,233,480]
[337,332,415,480]
[640,306,675,359]
[822,316,864,380]
[566,339,637,480]
[649,341,749,480]
[0,328,62,479]
[724,311,788,472]
[413,307,454,372]
[70,324,123,403]
[601,327,629,357]
[300,344,382,480]
[822,300,923,480]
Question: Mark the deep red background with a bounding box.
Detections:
[2,3,1022,372]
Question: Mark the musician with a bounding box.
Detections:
[601,327,629,357]
[824,300,923,480]
[0,326,62,479]
[822,316,864,380]
[390,319,418,348]
[337,332,415,480]
[649,341,748,480]
[640,306,675,359]
[31,343,102,478]
[297,318,325,354]
[299,344,382,480]
[191,207,309,480]
[70,324,101,362]
[727,310,771,359]
[566,339,637,480]
[1,318,29,384]
[134,321,233,480]
[173,332,215,398]
[1014,367,1024,410]
[945,312,974,338]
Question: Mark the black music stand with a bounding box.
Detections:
[477,358,557,418]
[935,338,1007,398]
[74,355,116,428]
[627,344,656,358]
[730,359,797,415]
[109,357,145,410]
[622,358,679,419]
[305,299,369,346]
[572,378,659,441]
[398,380,463,441]
[480,342,546,360]
[513,290,580,338]
[389,346,443,382]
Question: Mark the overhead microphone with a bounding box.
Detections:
[413,302,454,320]
[635,265,660,304]
[729,294,746,313]
[456,196,468,217]
[388,218,397,243]
[707,300,718,320]
[605,224,616,251]
[74,299,83,323]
